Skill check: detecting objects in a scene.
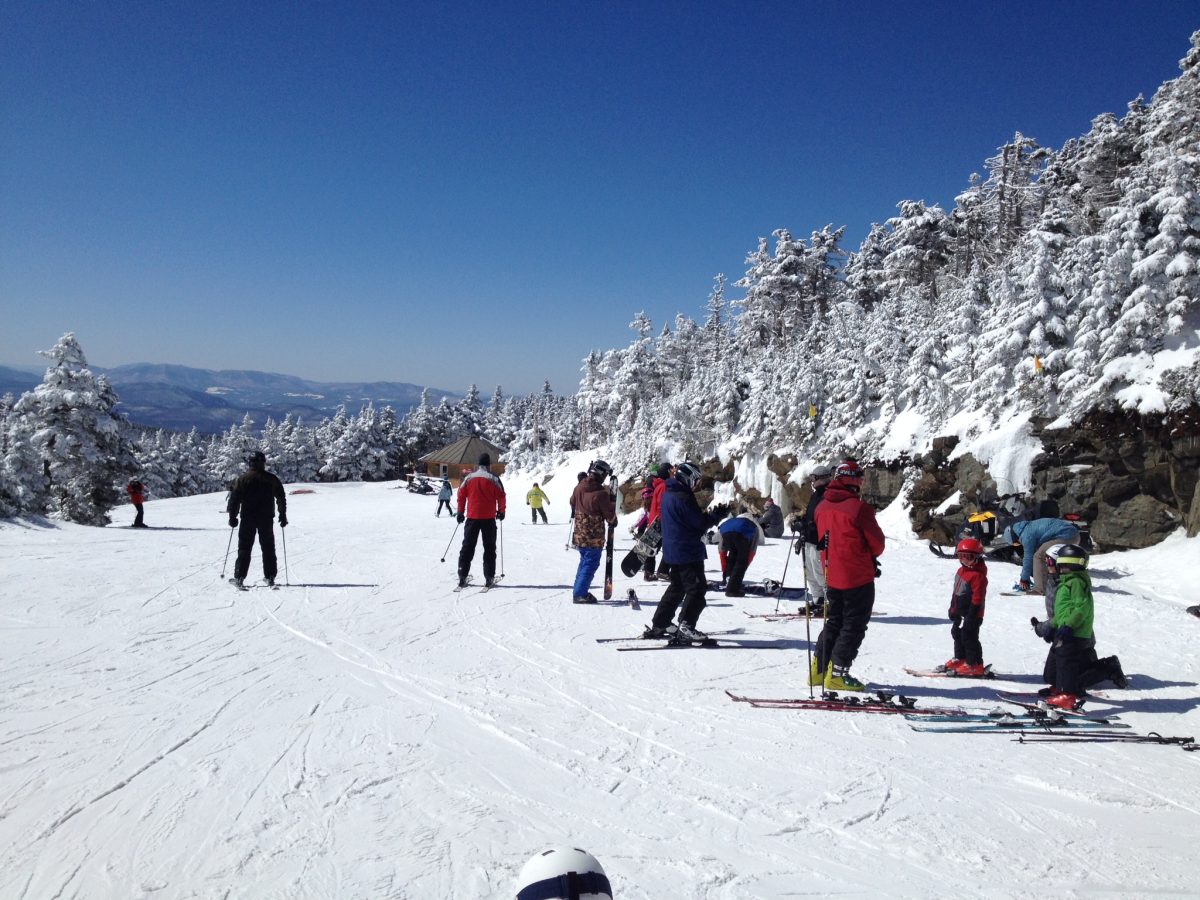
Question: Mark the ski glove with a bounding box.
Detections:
[708,503,731,523]
[229,515,238,528]
[873,558,882,578]
[279,515,288,528]
[456,512,465,524]
[1054,625,1074,642]
[1032,617,1054,642]
[496,511,505,521]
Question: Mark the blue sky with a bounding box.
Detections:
[2,2,1196,395]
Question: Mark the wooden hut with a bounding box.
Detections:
[419,435,505,486]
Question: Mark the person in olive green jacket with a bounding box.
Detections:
[526,482,550,524]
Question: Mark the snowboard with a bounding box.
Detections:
[620,520,662,577]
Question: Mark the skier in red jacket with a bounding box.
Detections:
[944,537,988,676]
[456,453,506,588]
[811,460,885,691]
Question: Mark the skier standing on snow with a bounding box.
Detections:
[811,460,885,691]
[127,477,148,528]
[943,537,988,676]
[643,462,729,642]
[793,464,833,612]
[435,478,453,517]
[456,453,506,588]
[526,482,550,524]
[569,460,617,603]
[227,451,288,588]
[757,497,784,538]
[718,509,765,597]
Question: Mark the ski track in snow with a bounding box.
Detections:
[1,477,1198,898]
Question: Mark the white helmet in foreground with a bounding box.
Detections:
[516,846,612,899]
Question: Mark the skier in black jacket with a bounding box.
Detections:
[227,451,288,587]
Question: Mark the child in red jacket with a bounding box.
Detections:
[944,537,988,676]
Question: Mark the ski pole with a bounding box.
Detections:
[773,532,793,614]
[565,518,575,551]
[281,526,289,586]
[803,548,813,699]
[440,520,461,562]
[220,525,234,579]
[499,518,505,578]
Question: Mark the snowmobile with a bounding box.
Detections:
[928,493,1090,563]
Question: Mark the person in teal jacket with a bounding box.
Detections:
[1007,516,1080,592]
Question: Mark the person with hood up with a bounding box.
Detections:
[127,477,148,528]
[456,453,506,588]
[227,451,288,588]
[643,462,729,643]
[811,459,885,691]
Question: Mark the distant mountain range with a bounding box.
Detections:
[0,363,458,434]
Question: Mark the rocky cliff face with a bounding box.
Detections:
[907,406,1200,550]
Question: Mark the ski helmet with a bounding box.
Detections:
[248,450,267,469]
[515,846,612,900]
[675,461,703,489]
[833,460,864,491]
[588,459,613,480]
[1052,543,1089,572]
[956,537,984,566]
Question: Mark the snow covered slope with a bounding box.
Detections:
[2,475,1198,898]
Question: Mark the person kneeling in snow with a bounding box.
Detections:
[1031,544,1126,706]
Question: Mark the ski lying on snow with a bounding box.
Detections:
[909,718,1130,733]
[903,665,997,680]
[595,628,745,643]
[907,709,1121,725]
[616,638,789,651]
[747,610,886,620]
[1015,732,1197,748]
[725,690,971,716]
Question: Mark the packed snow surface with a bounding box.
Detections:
[2,472,1198,898]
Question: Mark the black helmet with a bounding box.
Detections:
[588,459,613,480]
[675,461,703,489]
[249,451,267,469]
[1050,543,1089,572]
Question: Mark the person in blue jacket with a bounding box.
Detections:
[718,511,765,597]
[1006,516,1080,593]
[643,462,729,643]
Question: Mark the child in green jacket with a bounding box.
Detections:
[1038,544,1095,710]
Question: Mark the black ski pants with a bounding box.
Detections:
[132,502,144,527]
[651,560,707,629]
[1043,641,1119,692]
[235,516,278,581]
[719,532,753,593]
[531,506,548,524]
[436,499,452,516]
[1051,635,1094,695]
[458,518,497,581]
[815,582,875,672]
[951,617,983,665]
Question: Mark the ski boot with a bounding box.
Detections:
[808,656,828,687]
[953,662,988,677]
[1045,692,1080,711]
[937,658,961,673]
[672,622,708,644]
[824,666,866,692]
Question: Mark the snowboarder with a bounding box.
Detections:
[757,497,784,538]
[944,537,988,676]
[643,462,729,642]
[793,464,833,612]
[126,477,147,528]
[1031,544,1126,700]
[1004,515,1080,593]
[456,453,506,588]
[812,460,885,691]
[526,482,550,524]
[717,509,765,596]
[435,478,453,517]
[569,461,617,603]
[227,451,288,587]
[644,462,673,580]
